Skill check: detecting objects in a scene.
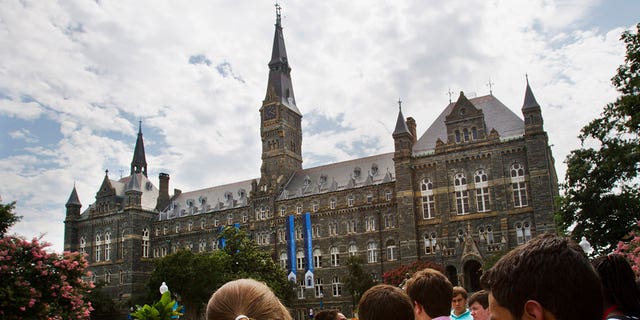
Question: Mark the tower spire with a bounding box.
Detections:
[131,121,148,177]
[522,75,540,110]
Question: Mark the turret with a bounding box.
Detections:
[393,100,414,160]
[522,76,544,135]
[131,121,148,177]
[64,185,82,252]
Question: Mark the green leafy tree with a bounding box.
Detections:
[85,281,116,320]
[146,226,293,319]
[0,201,21,238]
[343,256,375,313]
[558,23,640,253]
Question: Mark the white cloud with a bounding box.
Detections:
[0,0,636,251]
[8,129,38,143]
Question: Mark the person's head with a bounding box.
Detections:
[358,284,414,320]
[481,233,602,320]
[336,312,347,320]
[452,286,468,315]
[206,278,292,320]
[468,290,489,320]
[593,253,640,317]
[315,309,339,320]
[405,268,453,320]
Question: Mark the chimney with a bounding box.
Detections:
[406,117,417,144]
[156,173,170,211]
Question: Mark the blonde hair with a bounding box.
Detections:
[206,278,292,320]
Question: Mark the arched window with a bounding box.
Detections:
[142,228,149,258]
[455,130,461,143]
[105,271,111,284]
[315,277,324,298]
[104,232,111,261]
[424,232,437,254]
[332,276,342,296]
[367,242,378,263]
[474,169,490,212]
[296,250,305,270]
[386,240,397,261]
[95,233,102,262]
[330,246,340,267]
[79,236,86,255]
[510,163,528,207]
[472,127,478,140]
[348,244,358,257]
[454,173,470,214]
[313,249,322,268]
[279,252,288,269]
[421,178,435,219]
[463,128,470,141]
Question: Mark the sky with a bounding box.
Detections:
[0,0,638,252]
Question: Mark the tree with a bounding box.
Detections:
[130,291,183,320]
[382,259,444,287]
[0,236,93,319]
[614,220,640,278]
[343,256,375,313]
[85,282,116,320]
[0,201,21,238]
[557,23,640,253]
[145,226,293,319]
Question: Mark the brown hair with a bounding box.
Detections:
[481,233,602,320]
[206,278,292,320]
[405,268,453,318]
[315,309,339,320]
[452,286,468,299]
[467,290,488,309]
[358,284,414,320]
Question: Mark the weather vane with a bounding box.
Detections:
[447,88,454,103]
[486,78,495,95]
[397,98,402,111]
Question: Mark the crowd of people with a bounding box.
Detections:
[204,234,640,320]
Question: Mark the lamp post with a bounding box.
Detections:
[159,282,169,295]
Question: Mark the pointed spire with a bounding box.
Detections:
[265,4,300,115]
[522,75,540,110]
[66,184,82,207]
[393,99,411,136]
[125,173,141,192]
[131,121,148,177]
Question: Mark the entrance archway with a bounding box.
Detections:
[463,260,482,292]
[446,265,458,286]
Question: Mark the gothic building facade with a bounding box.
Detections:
[64,8,559,319]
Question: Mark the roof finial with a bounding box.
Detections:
[275,2,282,26]
[525,73,529,84]
[447,88,453,103]
[397,98,402,111]
[138,120,142,133]
[486,77,495,95]
[105,169,109,176]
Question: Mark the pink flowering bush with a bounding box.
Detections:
[614,220,640,278]
[0,236,94,319]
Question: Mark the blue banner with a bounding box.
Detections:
[304,212,313,272]
[287,215,296,274]
[218,226,226,249]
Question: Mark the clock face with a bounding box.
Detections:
[264,105,277,120]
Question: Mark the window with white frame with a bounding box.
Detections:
[424,232,437,254]
[161,247,167,257]
[260,206,267,220]
[315,278,324,297]
[330,198,337,209]
[280,206,286,217]
[278,229,286,242]
[155,227,160,237]
[242,212,248,223]
[175,223,180,234]
[384,214,395,229]
[313,249,322,268]
[296,204,302,214]
[212,239,219,251]
[347,195,354,207]
[330,246,340,267]
[475,170,490,212]
[421,178,436,219]
[279,252,288,268]
[296,250,305,270]
[349,244,358,257]
[367,242,378,263]
[479,225,495,244]
[312,224,321,238]
[332,276,342,296]
[199,239,206,252]
[104,232,111,261]
[328,222,338,236]
[347,220,356,234]
[386,239,397,261]
[214,219,219,227]
[188,221,193,231]
[95,233,102,262]
[163,226,167,235]
[365,216,376,232]
[298,280,305,299]
[142,228,149,258]
[511,163,528,207]
[524,221,532,242]
[312,202,319,212]
[295,226,303,240]
[454,173,470,214]
[516,223,524,244]
[79,236,86,255]
[385,190,392,201]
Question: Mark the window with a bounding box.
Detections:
[421,178,435,219]
[201,218,206,229]
[315,278,324,298]
[386,240,397,261]
[384,214,396,229]
[279,252,288,268]
[454,173,469,214]
[463,128,470,141]
[385,190,392,201]
[424,232,437,255]
[298,280,305,300]
[199,239,206,252]
[242,212,248,222]
[474,170,490,212]
[296,250,305,270]
[95,233,102,262]
[367,194,373,204]
[175,223,180,234]
[120,231,125,259]
[142,228,150,258]
[347,220,356,234]
[472,127,478,140]
[155,227,160,237]
[296,205,302,214]
[163,226,167,235]
[365,216,376,232]
[349,244,358,257]
[120,271,125,284]
[332,276,342,296]
[312,202,319,212]
[312,224,321,238]
[330,198,337,209]
[227,214,233,225]
[455,129,461,143]
[328,222,338,236]
[104,232,111,261]
[313,249,322,268]
[278,229,286,242]
[516,223,524,244]
[511,163,528,207]
[347,195,354,207]
[188,221,193,231]
[105,271,111,284]
[524,222,532,242]
[295,226,303,240]
[330,247,340,267]
[79,236,86,255]
[280,207,286,217]
[367,242,378,263]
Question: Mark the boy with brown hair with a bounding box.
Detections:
[405,268,453,320]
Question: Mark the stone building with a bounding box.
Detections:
[63,7,558,319]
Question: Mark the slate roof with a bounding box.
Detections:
[413,94,524,154]
[278,152,395,200]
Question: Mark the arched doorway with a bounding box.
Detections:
[463,260,482,292]
[446,265,458,286]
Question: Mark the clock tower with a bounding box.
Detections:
[259,4,302,193]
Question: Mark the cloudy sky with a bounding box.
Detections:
[1,0,638,252]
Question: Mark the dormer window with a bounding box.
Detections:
[319,174,328,185]
[455,130,461,143]
[353,167,361,179]
[186,199,195,207]
[145,182,153,191]
[472,127,478,140]
[304,176,312,186]
[371,163,379,175]
[238,189,246,199]
[198,196,207,205]
[224,191,233,202]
